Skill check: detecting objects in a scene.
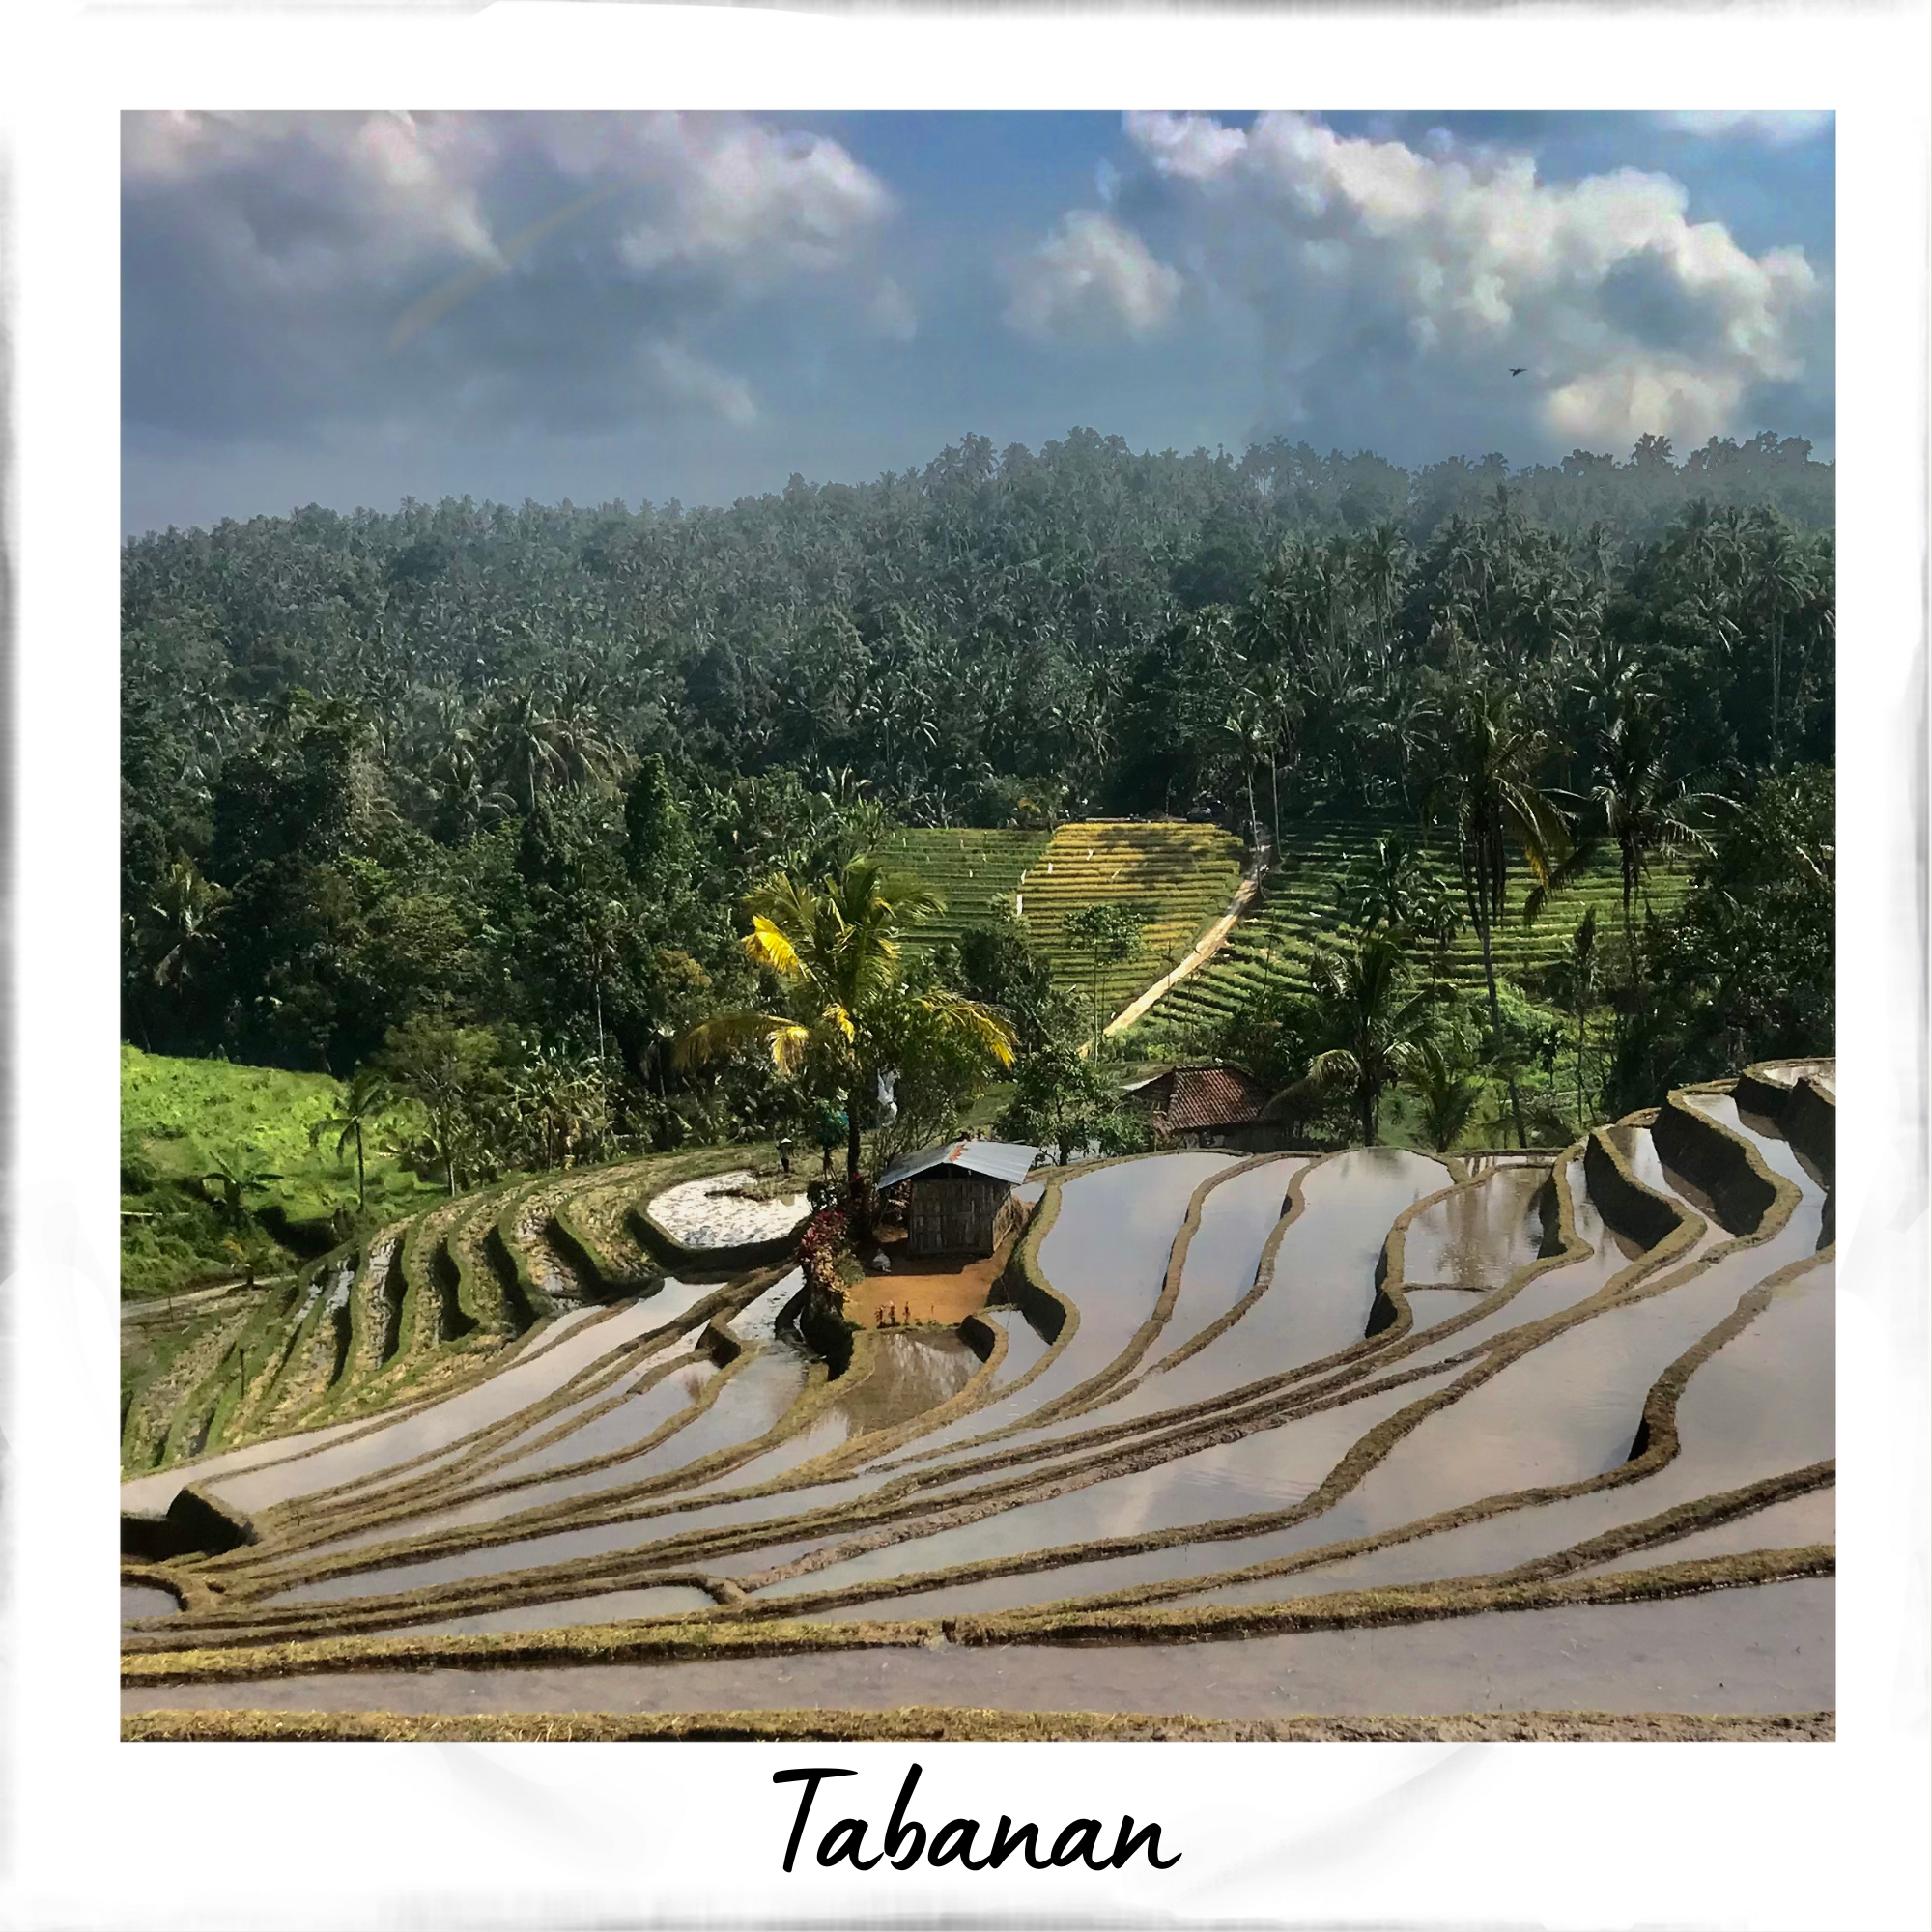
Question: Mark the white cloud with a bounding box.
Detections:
[1113,110,1828,452]
[865,276,919,343]
[123,111,501,298]
[1654,111,1833,146]
[1005,210,1183,342]
[645,342,756,427]
[121,111,897,442]
[553,116,894,288]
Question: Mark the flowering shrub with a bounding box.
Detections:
[798,1206,854,1303]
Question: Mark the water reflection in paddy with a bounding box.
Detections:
[1144,1158,1307,1368]
[979,1147,1448,1459]
[126,1577,1833,1720]
[306,1350,724,1553]
[810,1162,1827,1621]
[1397,1165,1547,1289]
[117,1308,608,1517]
[753,1367,1459,1606]
[1176,1248,1833,1607]
[880,1151,1236,1464]
[121,1582,180,1621]
[200,1288,729,1514]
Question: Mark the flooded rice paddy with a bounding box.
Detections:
[123,1071,1835,1734]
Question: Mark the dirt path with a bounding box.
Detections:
[1097,870,1258,1043]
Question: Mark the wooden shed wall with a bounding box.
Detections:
[907,1173,1010,1256]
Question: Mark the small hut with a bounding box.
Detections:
[879,1139,1041,1259]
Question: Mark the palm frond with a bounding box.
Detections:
[673,1009,794,1071]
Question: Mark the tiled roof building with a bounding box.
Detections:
[1130,1064,1276,1143]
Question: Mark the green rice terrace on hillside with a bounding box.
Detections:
[1143,819,1691,1039]
[119,1141,777,1479]
[123,1060,1833,1744]
[120,1047,441,1298]
[884,820,1245,1020]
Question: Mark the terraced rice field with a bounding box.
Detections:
[122,1060,1833,1743]
[120,1146,759,1481]
[1145,817,1693,1035]
[882,820,1244,1018]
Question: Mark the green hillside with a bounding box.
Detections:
[120,1046,438,1298]
[883,820,1245,1020]
[1139,818,1690,1039]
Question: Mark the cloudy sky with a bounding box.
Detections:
[122,109,1833,536]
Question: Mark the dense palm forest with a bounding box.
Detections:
[123,426,1834,1203]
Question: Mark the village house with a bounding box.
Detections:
[1126,1063,1281,1151]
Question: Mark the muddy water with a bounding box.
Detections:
[538,1311,1061,1557]
[1146,1158,1308,1367]
[121,1582,180,1621]
[116,1307,609,1518]
[1397,1166,1547,1289]
[302,1352,724,1554]
[711,1332,982,1492]
[876,1152,1236,1465]
[1175,1251,1834,1607]
[266,1337,813,1608]
[751,1365,1462,1608]
[379,1583,717,1637]
[200,1291,729,1514]
[1573,1485,1834,1577]
[124,1576,1833,1719]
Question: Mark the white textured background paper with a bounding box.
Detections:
[6,5,1929,1928]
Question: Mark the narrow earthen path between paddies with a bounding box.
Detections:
[1094,868,1259,1044]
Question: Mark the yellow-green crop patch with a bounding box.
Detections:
[883,820,1244,1020]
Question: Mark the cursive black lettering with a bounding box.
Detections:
[772,1767,855,1873]
[774,1764,1178,1872]
[1111,1817,1180,1871]
[882,1763,925,1869]
[817,1817,881,1870]
[1049,1819,1105,1870]
[929,1818,991,1870]
[987,1816,1051,1869]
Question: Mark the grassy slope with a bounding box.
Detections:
[120,1045,438,1298]
[883,820,1246,1020]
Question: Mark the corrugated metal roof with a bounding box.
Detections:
[878,1138,1041,1190]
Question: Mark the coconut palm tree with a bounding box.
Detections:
[674,855,1016,1208]
[309,1066,395,1213]
[1590,700,1726,985]
[1296,931,1437,1146]
[137,859,229,991]
[1426,683,1571,1146]
[1406,1037,1484,1153]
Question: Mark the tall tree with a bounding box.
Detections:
[1296,932,1437,1146]
[674,855,1015,1208]
[1426,683,1571,1145]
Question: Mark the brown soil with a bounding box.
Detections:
[847,1231,1002,1329]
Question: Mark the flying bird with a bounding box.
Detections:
[1509,366,1527,377]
